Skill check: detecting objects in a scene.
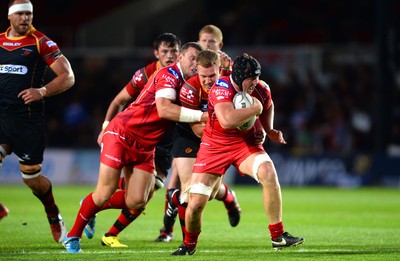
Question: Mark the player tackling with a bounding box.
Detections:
[172,53,304,255]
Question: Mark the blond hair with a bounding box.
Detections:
[198,24,223,43]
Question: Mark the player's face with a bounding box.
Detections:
[8,10,33,37]
[154,42,180,67]
[198,33,222,52]
[197,64,220,92]
[242,76,259,94]
[179,47,201,79]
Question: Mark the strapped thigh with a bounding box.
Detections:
[252,154,272,183]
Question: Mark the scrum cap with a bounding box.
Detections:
[232,53,261,90]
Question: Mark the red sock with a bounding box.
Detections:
[220,183,235,210]
[268,221,284,240]
[184,230,201,249]
[177,201,187,240]
[68,193,100,238]
[100,190,128,210]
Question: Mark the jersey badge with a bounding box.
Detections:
[168,67,179,79]
[216,79,229,88]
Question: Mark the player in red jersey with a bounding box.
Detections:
[81,33,181,248]
[0,0,74,243]
[156,25,237,242]
[163,50,242,245]
[63,42,206,253]
[172,53,304,255]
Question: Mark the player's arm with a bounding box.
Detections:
[156,97,207,123]
[45,56,75,96]
[155,88,207,123]
[215,99,262,130]
[18,56,75,104]
[97,87,134,145]
[258,101,286,144]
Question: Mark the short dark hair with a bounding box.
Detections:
[180,42,204,55]
[153,33,181,50]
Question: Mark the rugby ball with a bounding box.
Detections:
[233,92,256,131]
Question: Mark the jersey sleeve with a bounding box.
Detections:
[38,36,62,67]
[126,68,146,97]
[179,77,201,109]
[209,78,234,105]
[154,67,181,100]
[258,80,272,109]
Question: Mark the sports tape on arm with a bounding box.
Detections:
[155,88,202,122]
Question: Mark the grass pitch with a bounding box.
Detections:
[0,185,399,260]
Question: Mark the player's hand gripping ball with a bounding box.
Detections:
[233,92,257,131]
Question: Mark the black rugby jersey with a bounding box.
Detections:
[0,26,62,117]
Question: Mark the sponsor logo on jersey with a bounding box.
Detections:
[46,40,57,48]
[167,67,179,79]
[213,88,230,98]
[21,48,33,56]
[182,89,194,100]
[162,74,176,86]
[0,64,28,74]
[216,79,229,88]
[3,42,21,46]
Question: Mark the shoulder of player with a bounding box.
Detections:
[143,61,158,76]
[257,80,270,90]
[155,63,182,82]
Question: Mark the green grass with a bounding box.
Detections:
[0,185,399,260]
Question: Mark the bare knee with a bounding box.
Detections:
[257,163,279,186]
[20,164,51,193]
[187,195,207,216]
[125,197,147,209]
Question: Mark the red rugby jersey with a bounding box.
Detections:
[113,62,185,150]
[204,76,272,146]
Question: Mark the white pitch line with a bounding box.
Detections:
[2,248,398,255]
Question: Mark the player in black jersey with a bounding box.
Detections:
[0,0,75,243]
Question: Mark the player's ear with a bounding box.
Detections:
[219,42,224,50]
[154,50,160,59]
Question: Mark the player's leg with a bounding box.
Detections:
[156,158,180,242]
[239,152,304,250]
[63,163,121,252]
[101,167,153,248]
[214,181,241,227]
[21,163,66,243]
[0,146,10,222]
[172,157,197,241]
[172,172,220,255]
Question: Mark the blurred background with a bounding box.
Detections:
[1,0,399,186]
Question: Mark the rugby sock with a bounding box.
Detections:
[268,221,284,240]
[118,177,125,190]
[68,193,100,238]
[184,230,201,250]
[105,208,143,237]
[219,183,235,210]
[33,185,59,219]
[99,190,128,210]
[177,200,187,240]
